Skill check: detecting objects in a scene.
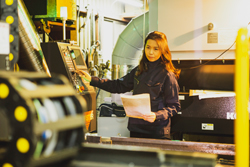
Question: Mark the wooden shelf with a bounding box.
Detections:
[47,21,76,29]
[34,20,76,30]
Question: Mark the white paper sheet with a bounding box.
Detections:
[189,89,235,100]
[120,93,151,119]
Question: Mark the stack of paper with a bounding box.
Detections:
[120,93,151,119]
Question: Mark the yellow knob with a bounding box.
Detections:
[2,163,13,167]
[9,53,13,61]
[6,16,14,24]
[9,34,14,43]
[0,83,9,99]
[14,106,28,122]
[16,138,30,153]
[5,0,13,6]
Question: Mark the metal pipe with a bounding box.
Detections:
[85,5,89,50]
[63,19,66,40]
[112,65,120,80]
[88,9,91,49]
[235,28,249,167]
[91,5,95,45]
[77,0,80,45]
[98,12,103,51]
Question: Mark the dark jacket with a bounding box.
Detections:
[90,59,180,139]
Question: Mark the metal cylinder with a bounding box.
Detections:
[63,19,66,40]
[112,65,120,80]
[119,65,128,78]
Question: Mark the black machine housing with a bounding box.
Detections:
[171,60,243,142]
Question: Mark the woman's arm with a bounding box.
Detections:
[89,67,137,93]
[155,72,181,121]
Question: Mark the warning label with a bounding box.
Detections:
[201,123,214,130]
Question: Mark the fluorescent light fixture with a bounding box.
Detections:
[117,0,143,8]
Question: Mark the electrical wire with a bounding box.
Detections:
[180,40,236,70]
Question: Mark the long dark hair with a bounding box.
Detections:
[136,31,181,79]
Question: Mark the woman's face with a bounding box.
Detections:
[145,39,161,62]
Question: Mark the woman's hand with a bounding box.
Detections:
[142,112,156,123]
[75,70,92,82]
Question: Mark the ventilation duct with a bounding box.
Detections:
[112,11,149,66]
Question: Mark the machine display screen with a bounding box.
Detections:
[73,49,86,67]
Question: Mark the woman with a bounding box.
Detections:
[79,31,181,139]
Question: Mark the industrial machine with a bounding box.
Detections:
[0,71,87,167]
[41,42,97,132]
[171,60,237,142]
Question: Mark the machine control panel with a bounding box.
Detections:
[41,42,92,94]
[59,45,75,72]
[41,42,97,132]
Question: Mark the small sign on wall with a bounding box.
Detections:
[207,33,218,44]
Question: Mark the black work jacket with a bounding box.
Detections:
[90,59,180,139]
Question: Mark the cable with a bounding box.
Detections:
[180,40,236,70]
